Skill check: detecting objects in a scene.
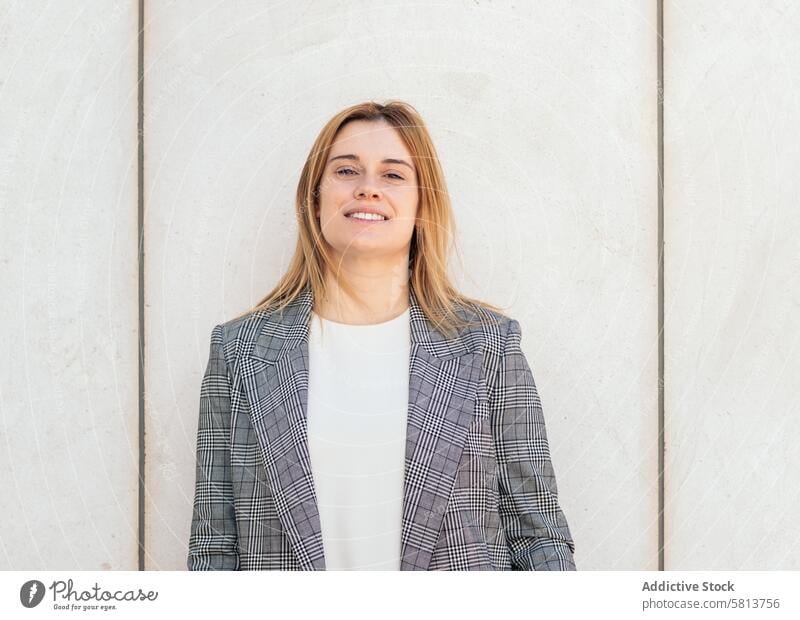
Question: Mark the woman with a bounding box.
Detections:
[187,100,576,571]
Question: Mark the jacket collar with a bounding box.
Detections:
[248,284,474,365]
[239,284,483,570]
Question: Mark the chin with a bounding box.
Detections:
[338,241,402,258]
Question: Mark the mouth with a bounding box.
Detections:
[344,212,390,224]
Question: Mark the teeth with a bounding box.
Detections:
[347,212,386,221]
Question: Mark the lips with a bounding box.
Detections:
[345,213,389,223]
[344,207,390,220]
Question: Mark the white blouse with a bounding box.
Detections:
[306,306,411,570]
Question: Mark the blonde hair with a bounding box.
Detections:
[236,99,506,339]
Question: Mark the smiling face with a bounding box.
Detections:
[315,118,419,265]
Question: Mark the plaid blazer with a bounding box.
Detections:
[187,284,576,571]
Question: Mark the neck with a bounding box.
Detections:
[315,255,410,325]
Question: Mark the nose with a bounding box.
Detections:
[355,177,382,200]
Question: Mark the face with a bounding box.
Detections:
[315,119,419,266]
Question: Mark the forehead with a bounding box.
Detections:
[331,119,411,157]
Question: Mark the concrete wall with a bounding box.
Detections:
[1,0,796,570]
[664,0,800,569]
[0,1,139,569]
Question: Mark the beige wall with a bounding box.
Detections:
[143,0,658,571]
[0,1,139,569]
[664,1,800,569]
[1,0,796,571]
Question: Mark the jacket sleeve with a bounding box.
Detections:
[187,323,240,570]
[491,318,577,570]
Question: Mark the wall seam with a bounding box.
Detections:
[137,0,145,572]
[657,0,665,572]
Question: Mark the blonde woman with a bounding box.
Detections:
[187,100,576,571]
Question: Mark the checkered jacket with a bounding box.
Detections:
[187,284,576,570]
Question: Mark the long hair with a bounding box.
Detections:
[235,100,506,339]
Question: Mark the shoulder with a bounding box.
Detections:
[449,300,520,360]
[218,309,265,335]
[208,306,280,364]
[216,292,304,336]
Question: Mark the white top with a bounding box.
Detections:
[306,306,411,570]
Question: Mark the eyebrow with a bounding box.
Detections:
[327,154,415,171]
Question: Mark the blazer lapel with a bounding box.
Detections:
[238,286,324,570]
[239,284,482,570]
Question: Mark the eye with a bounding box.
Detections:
[334,168,405,180]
